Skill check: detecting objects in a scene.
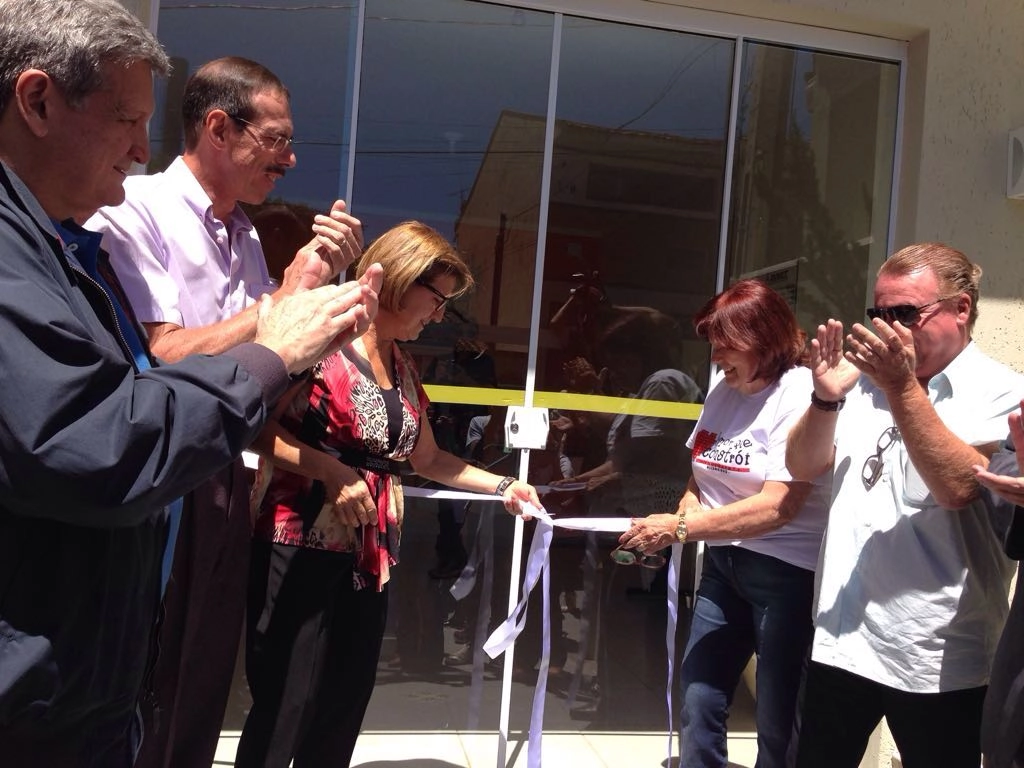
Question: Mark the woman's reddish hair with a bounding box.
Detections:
[694,278,808,383]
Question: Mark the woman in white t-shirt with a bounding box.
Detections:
[619,279,830,768]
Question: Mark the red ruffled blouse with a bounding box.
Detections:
[252,342,428,590]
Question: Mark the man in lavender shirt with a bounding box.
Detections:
[87,56,363,768]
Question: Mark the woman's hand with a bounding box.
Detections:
[618,513,679,554]
[322,464,377,527]
[564,461,618,493]
[502,479,543,519]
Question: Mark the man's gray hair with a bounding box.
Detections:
[0,0,170,117]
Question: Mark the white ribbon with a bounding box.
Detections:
[480,503,682,768]
[449,507,495,730]
[258,477,684,761]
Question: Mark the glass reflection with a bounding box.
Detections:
[354,0,554,738]
[150,0,903,754]
[726,43,900,332]
[156,1,357,283]
[156,1,357,210]
[523,15,732,735]
[357,0,553,392]
[538,17,734,400]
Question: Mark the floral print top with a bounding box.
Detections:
[252,342,428,590]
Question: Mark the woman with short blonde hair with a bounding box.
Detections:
[237,221,537,768]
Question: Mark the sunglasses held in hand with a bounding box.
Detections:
[610,546,666,569]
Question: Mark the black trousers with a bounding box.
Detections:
[795,660,986,768]
[235,541,388,768]
[135,462,251,768]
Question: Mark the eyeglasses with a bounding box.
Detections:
[414,277,451,312]
[229,115,295,153]
[610,546,666,569]
[862,425,900,489]
[865,295,959,326]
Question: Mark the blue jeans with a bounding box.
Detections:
[680,545,814,768]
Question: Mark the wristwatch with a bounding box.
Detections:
[675,510,688,544]
[810,391,845,412]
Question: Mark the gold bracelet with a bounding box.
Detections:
[675,510,688,544]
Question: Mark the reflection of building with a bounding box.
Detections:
[730,45,898,331]
[455,110,723,383]
[451,110,546,349]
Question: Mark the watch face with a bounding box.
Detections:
[676,517,688,543]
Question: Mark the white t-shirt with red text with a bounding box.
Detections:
[687,365,829,571]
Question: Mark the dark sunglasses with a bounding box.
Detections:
[414,278,451,312]
[865,295,958,326]
[610,546,666,569]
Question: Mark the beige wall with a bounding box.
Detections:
[656,0,1024,373]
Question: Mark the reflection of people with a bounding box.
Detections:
[249,203,318,284]
[568,314,702,520]
[549,270,687,369]
[236,222,542,768]
[552,311,703,716]
[87,56,363,768]
[0,2,376,764]
[620,279,830,767]
[974,404,1024,768]
[423,338,498,579]
[786,244,1024,768]
[548,357,610,483]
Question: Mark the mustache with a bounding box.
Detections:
[267,165,288,177]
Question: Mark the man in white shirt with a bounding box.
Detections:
[87,56,363,768]
[786,243,1024,768]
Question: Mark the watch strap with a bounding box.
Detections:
[810,391,845,412]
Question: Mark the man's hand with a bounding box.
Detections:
[352,263,382,339]
[974,465,1024,506]
[279,200,363,293]
[255,263,382,373]
[809,319,860,401]
[844,318,917,393]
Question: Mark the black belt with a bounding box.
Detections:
[336,448,412,476]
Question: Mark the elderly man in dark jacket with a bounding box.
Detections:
[0,1,379,765]
[975,402,1024,768]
